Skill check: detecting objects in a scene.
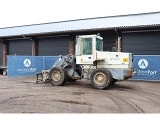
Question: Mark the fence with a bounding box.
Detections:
[7,55,160,81]
[131,55,160,81]
[7,56,58,77]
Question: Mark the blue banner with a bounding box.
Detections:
[131,55,160,81]
[43,56,58,70]
[7,56,58,77]
[7,55,160,80]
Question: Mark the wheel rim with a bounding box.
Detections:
[93,72,107,86]
[51,70,61,81]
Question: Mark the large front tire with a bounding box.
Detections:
[49,67,67,86]
[90,69,113,90]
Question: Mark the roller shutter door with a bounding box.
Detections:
[0,41,3,65]
[122,31,160,55]
[38,36,69,56]
[101,33,117,51]
[8,39,32,55]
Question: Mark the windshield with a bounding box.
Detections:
[96,38,103,51]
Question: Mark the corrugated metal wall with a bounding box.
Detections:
[122,31,160,55]
[8,39,32,55]
[38,36,69,56]
[0,41,2,65]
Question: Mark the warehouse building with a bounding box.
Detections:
[0,11,160,67]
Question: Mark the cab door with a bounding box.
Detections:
[81,37,93,64]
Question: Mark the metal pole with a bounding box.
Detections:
[117,37,121,52]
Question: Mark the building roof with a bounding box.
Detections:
[0,12,160,38]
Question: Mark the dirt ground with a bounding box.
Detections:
[0,75,160,113]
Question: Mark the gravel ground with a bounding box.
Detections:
[0,75,160,113]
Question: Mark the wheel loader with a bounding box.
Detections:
[36,34,135,89]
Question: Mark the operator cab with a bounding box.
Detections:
[75,35,103,64]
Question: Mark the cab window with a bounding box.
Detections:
[96,38,103,51]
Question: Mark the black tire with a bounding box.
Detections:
[90,69,113,90]
[3,69,7,76]
[49,67,67,86]
[111,79,118,85]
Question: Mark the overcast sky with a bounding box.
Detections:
[0,0,160,28]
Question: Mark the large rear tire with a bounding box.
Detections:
[49,67,67,86]
[90,69,113,90]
